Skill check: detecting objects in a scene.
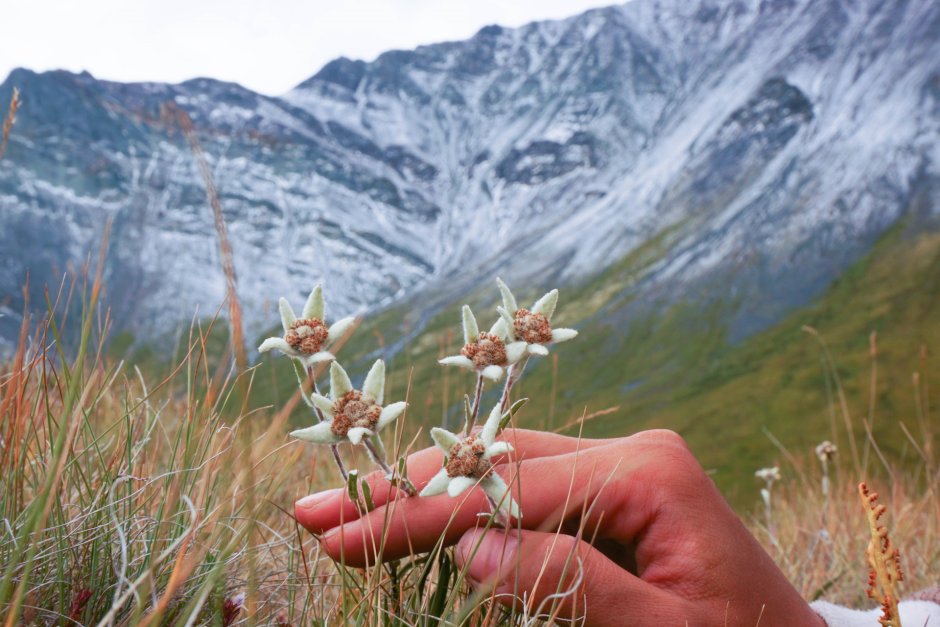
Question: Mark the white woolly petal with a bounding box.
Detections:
[482,474,521,519]
[461,305,480,345]
[496,306,516,338]
[420,469,451,497]
[330,362,353,398]
[302,284,324,320]
[527,343,550,356]
[378,401,407,430]
[505,341,527,364]
[447,475,477,497]
[551,328,578,343]
[327,316,356,342]
[362,359,385,404]
[489,317,509,338]
[481,365,504,382]
[290,422,341,444]
[485,441,513,458]
[311,393,335,418]
[531,289,559,320]
[307,351,335,364]
[439,355,476,370]
[347,427,373,445]
[430,427,461,451]
[496,277,518,315]
[278,297,296,332]
[480,405,502,447]
[258,337,298,357]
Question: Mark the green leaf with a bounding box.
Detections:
[427,551,452,626]
[499,397,529,431]
[360,478,374,511]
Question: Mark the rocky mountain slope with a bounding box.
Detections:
[1,0,938,356]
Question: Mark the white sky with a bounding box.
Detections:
[0,1,617,96]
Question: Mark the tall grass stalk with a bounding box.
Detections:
[0,87,20,160]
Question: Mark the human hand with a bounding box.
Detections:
[294,429,825,626]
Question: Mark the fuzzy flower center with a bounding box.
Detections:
[513,308,553,344]
[285,318,329,355]
[330,390,381,437]
[445,437,491,478]
[460,332,508,368]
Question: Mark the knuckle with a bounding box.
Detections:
[637,428,689,450]
[624,429,708,493]
[632,429,695,464]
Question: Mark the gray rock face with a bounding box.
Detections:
[1,0,938,355]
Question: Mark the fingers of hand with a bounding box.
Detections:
[295,429,615,534]
[455,528,684,626]
[315,443,649,566]
[319,481,490,567]
[310,429,707,570]
[294,445,442,534]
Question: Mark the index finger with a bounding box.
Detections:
[294,428,617,534]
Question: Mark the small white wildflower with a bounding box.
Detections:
[755,466,781,484]
[816,440,837,462]
[420,405,520,519]
[289,360,406,451]
[438,305,527,381]
[258,284,356,365]
[495,278,577,357]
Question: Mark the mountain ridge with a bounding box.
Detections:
[1,0,938,358]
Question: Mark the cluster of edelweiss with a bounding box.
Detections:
[259,279,578,521]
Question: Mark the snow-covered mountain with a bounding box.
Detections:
[1,0,938,355]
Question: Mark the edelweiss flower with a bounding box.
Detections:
[438,305,527,381]
[755,467,781,484]
[815,441,837,462]
[258,284,356,364]
[420,405,520,519]
[289,360,407,448]
[495,278,577,357]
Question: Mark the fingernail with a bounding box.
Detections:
[456,528,518,584]
[295,488,343,513]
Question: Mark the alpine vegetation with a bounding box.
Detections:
[420,405,521,523]
[438,305,526,382]
[756,466,782,541]
[259,277,578,522]
[258,284,355,364]
[816,440,837,497]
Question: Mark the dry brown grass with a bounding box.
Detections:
[0,87,20,160]
[751,458,938,607]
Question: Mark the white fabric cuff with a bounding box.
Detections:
[811,600,940,626]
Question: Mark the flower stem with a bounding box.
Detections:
[484,493,509,527]
[362,438,417,497]
[307,365,349,481]
[465,374,485,434]
[499,356,529,412]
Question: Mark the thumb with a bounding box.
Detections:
[455,528,686,626]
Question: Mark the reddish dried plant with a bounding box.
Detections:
[221,593,245,626]
[858,482,904,627]
[68,588,92,622]
[0,87,21,160]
